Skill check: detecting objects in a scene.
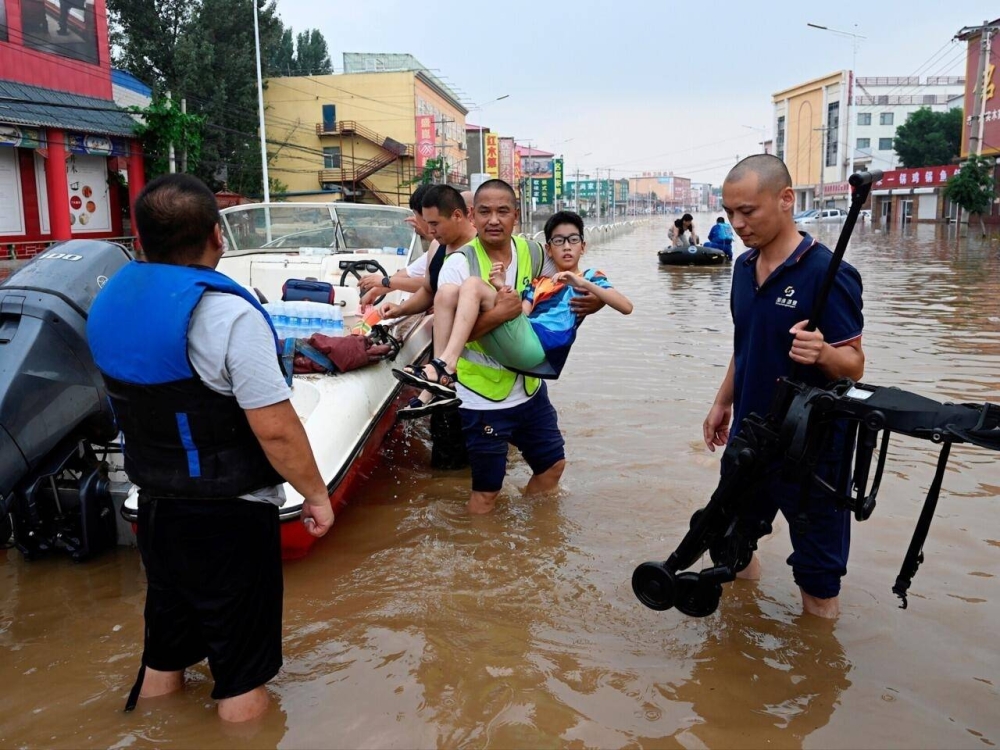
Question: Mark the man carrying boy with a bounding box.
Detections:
[395,181,619,514]
[703,155,864,619]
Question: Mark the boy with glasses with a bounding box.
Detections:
[393,209,632,402]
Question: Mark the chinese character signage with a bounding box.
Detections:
[512,146,522,192]
[485,133,500,179]
[531,177,554,205]
[35,153,112,234]
[0,123,45,150]
[874,165,960,189]
[961,25,1000,157]
[498,137,515,183]
[415,115,435,169]
[66,132,130,157]
[553,158,563,199]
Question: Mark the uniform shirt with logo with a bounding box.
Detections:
[729,233,864,436]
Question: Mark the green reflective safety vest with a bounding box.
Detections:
[456,235,545,402]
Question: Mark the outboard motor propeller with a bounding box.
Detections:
[0,240,131,559]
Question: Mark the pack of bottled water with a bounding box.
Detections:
[264,301,344,340]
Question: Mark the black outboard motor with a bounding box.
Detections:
[0,240,131,559]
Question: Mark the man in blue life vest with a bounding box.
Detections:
[704,216,734,260]
[703,155,865,619]
[87,174,334,721]
[430,179,603,514]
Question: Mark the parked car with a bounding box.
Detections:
[793,209,819,221]
[796,208,848,225]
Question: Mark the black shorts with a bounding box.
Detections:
[458,382,566,493]
[137,495,283,700]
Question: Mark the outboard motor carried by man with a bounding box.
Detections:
[0,240,131,559]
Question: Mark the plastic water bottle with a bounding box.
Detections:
[306,303,323,337]
[265,302,289,340]
[321,304,344,336]
[287,302,303,338]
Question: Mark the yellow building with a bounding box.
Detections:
[264,55,468,205]
[773,71,850,212]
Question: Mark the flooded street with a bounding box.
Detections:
[2,218,999,749]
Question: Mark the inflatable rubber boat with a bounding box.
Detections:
[658,245,729,266]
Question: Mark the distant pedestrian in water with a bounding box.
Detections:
[669,213,699,247]
[704,217,734,260]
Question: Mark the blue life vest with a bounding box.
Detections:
[87,262,285,499]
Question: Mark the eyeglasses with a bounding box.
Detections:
[548,234,583,247]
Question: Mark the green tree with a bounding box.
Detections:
[893,108,964,168]
[294,29,333,75]
[174,0,286,195]
[107,0,197,89]
[943,155,996,236]
[130,95,205,178]
[269,28,296,76]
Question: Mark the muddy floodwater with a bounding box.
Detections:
[2,218,999,749]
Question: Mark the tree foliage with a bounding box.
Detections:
[107,0,333,195]
[944,156,996,230]
[130,95,205,177]
[293,30,332,75]
[893,108,964,168]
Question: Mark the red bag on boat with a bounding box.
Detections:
[291,333,393,374]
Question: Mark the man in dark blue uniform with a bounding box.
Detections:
[88,174,334,721]
[703,155,865,619]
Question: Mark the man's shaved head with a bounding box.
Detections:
[725,154,793,194]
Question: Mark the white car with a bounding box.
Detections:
[796,208,848,224]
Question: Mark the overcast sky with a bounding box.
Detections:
[275,0,996,185]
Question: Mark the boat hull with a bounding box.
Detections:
[658,245,729,266]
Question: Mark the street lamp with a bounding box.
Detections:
[808,22,866,178]
[469,94,510,173]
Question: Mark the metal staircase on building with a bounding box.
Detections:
[316,120,414,205]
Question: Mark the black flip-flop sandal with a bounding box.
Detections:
[392,358,458,398]
[397,394,462,420]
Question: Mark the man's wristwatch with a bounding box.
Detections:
[381,276,391,288]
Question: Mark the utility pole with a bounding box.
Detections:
[595,167,601,224]
[437,116,453,184]
[967,21,998,157]
[180,98,188,173]
[167,90,176,174]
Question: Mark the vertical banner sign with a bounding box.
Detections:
[960,27,1000,157]
[553,158,563,199]
[513,145,522,192]
[485,133,500,179]
[415,115,435,169]
[498,137,515,183]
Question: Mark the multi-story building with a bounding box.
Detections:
[852,76,965,171]
[0,0,145,255]
[629,172,692,210]
[773,71,965,212]
[690,182,713,211]
[264,53,468,206]
[772,71,850,212]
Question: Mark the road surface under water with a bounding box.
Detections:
[2,217,999,749]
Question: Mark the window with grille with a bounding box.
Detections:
[826,102,839,167]
[323,147,341,169]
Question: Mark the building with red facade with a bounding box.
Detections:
[0,0,144,257]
